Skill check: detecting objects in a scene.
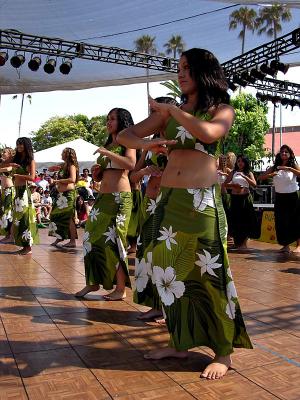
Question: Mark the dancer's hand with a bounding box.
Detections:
[142,165,162,177]
[93,147,108,156]
[143,138,177,154]
[149,96,174,118]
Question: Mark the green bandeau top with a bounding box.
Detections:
[96,144,126,170]
[144,151,168,170]
[164,111,222,158]
[15,165,28,175]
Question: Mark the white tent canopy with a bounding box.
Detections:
[0,1,299,94]
[34,138,98,172]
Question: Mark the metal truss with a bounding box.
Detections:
[249,77,300,97]
[0,29,178,72]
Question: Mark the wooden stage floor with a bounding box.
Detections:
[0,230,299,399]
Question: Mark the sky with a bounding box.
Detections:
[0,66,299,148]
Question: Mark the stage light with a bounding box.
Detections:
[260,63,276,77]
[0,51,8,66]
[44,58,56,74]
[10,54,25,68]
[281,98,290,106]
[28,56,41,71]
[232,75,247,87]
[162,58,171,68]
[271,95,281,105]
[270,60,289,74]
[59,60,72,75]
[227,80,238,92]
[241,71,256,84]
[287,99,298,110]
[250,68,266,81]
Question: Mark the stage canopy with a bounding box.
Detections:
[0,1,300,94]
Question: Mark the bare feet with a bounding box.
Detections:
[62,241,76,248]
[16,247,32,255]
[293,245,300,254]
[201,355,232,380]
[137,308,163,320]
[279,245,290,253]
[50,239,63,247]
[155,317,166,325]
[103,289,126,301]
[144,347,189,360]
[75,285,99,297]
[0,237,14,244]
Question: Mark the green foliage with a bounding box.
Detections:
[229,7,257,53]
[256,3,292,39]
[163,35,185,58]
[224,93,270,160]
[31,114,108,151]
[160,80,182,101]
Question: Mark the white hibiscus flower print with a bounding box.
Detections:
[157,226,178,250]
[175,126,193,144]
[22,229,33,245]
[226,298,236,320]
[0,215,8,229]
[145,151,153,161]
[83,231,92,256]
[112,192,121,204]
[89,208,100,222]
[14,219,20,226]
[6,210,12,222]
[152,266,185,306]
[56,194,68,209]
[15,197,26,212]
[187,188,215,212]
[227,268,233,279]
[4,188,11,197]
[135,254,152,292]
[116,214,126,227]
[116,237,127,260]
[195,249,222,277]
[195,142,208,153]
[136,235,142,248]
[227,281,237,299]
[146,193,162,215]
[103,225,117,243]
[48,222,62,239]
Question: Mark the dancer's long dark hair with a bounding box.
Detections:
[233,155,251,176]
[272,145,298,171]
[13,137,34,168]
[105,108,134,147]
[62,147,79,181]
[181,48,229,113]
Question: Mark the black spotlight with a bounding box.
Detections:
[59,60,72,75]
[270,60,289,74]
[227,80,238,92]
[241,71,256,84]
[232,75,247,87]
[10,54,25,68]
[28,56,41,71]
[281,98,290,107]
[0,51,8,66]
[162,58,171,68]
[260,63,276,77]
[250,68,266,81]
[44,58,56,74]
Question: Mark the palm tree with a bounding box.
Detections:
[256,3,292,40]
[229,7,257,54]
[163,35,185,59]
[160,80,181,102]
[134,35,157,113]
[12,94,32,137]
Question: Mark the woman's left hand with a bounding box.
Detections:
[149,97,173,118]
[93,147,108,156]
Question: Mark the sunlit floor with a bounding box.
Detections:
[0,230,299,399]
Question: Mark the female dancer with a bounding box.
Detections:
[0,148,15,243]
[118,48,252,379]
[225,155,259,249]
[259,145,300,253]
[48,147,79,248]
[12,137,39,255]
[75,108,136,301]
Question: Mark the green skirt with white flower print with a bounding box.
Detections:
[142,185,252,355]
[127,189,143,240]
[134,194,162,308]
[83,192,133,290]
[0,187,15,235]
[13,185,39,247]
[49,190,77,240]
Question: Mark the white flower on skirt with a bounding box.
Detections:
[195,249,222,277]
[175,126,193,144]
[116,237,127,260]
[48,222,62,239]
[14,219,20,226]
[227,268,233,279]
[0,215,8,229]
[157,226,178,250]
[116,214,126,227]
[152,266,185,306]
[227,281,237,299]
[112,192,121,204]
[226,298,236,320]
[83,231,92,256]
[146,193,162,215]
[56,194,68,209]
[4,188,11,197]
[135,255,152,292]
[15,197,26,212]
[187,188,215,212]
[6,210,13,222]
[89,208,100,222]
[103,225,117,244]
[136,235,142,248]
[22,229,33,245]
[195,142,208,154]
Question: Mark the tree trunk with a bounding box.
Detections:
[146,68,150,115]
[18,94,25,137]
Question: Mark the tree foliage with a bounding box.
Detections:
[224,93,270,160]
[256,3,292,39]
[31,114,108,151]
[229,7,257,54]
[163,35,185,58]
[160,80,182,102]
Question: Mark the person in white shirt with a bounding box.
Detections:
[41,189,53,220]
[37,173,49,191]
[259,145,300,254]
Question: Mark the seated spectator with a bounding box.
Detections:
[87,195,95,213]
[29,183,46,228]
[37,173,49,191]
[75,195,89,228]
[82,168,92,186]
[41,189,53,221]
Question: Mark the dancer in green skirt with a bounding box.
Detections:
[0,148,16,243]
[11,138,39,255]
[48,148,79,248]
[75,108,136,301]
[118,48,252,379]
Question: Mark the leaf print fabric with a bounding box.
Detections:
[49,190,77,240]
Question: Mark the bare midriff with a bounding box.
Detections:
[0,176,13,188]
[57,182,76,193]
[100,169,131,193]
[161,149,218,189]
[146,176,162,199]
[15,175,29,187]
